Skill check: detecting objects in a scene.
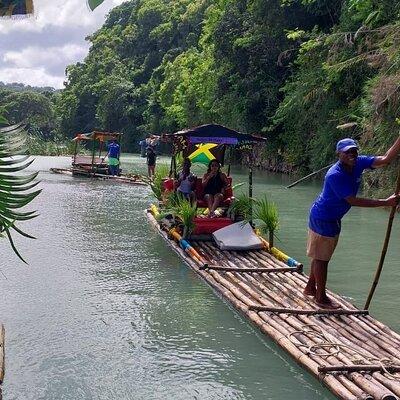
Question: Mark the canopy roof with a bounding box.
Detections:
[73,131,122,142]
[164,124,265,146]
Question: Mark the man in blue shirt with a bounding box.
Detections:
[107,139,120,176]
[304,136,400,309]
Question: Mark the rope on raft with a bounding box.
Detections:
[288,324,400,380]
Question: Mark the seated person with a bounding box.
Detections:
[202,159,230,217]
[175,158,196,203]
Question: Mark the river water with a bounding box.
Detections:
[0,155,399,400]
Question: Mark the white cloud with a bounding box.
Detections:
[0,67,65,88]
[0,0,126,87]
[4,44,88,71]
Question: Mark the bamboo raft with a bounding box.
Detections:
[146,210,400,400]
[50,167,147,185]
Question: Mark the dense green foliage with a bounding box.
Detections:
[0,83,68,154]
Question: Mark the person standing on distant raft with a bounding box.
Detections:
[146,146,156,178]
[304,136,400,309]
[107,139,120,176]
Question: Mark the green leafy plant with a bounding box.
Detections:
[167,192,198,238]
[228,193,254,221]
[250,196,279,248]
[141,163,170,201]
[0,123,41,263]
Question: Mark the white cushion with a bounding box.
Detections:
[212,221,264,250]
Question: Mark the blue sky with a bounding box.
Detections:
[0,0,124,89]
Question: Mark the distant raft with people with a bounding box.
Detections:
[146,124,400,400]
[50,131,146,185]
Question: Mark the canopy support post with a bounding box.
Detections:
[249,149,253,227]
[91,138,96,175]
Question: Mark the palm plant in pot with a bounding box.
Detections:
[167,192,197,238]
[251,196,279,248]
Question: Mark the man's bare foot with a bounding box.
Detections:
[303,287,316,297]
[315,297,341,310]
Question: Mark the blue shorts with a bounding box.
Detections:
[309,215,341,237]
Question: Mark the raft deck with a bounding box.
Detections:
[147,211,400,400]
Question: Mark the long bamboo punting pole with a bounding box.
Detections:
[286,164,333,189]
[0,323,4,384]
[365,169,400,309]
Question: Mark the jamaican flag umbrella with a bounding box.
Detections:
[165,123,265,166]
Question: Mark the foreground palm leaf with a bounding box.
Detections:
[0,123,41,263]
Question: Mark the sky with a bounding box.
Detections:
[0,0,125,89]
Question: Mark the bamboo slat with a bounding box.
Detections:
[320,365,400,373]
[146,212,400,400]
[248,306,369,315]
[200,265,301,273]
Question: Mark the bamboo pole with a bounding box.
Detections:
[365,169,400,309]
[248,306,368,315]
[0,323,4,384]
[286,164,333,189]
[200,265,301,273]
[320,365,400,373]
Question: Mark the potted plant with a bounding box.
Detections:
[159,192,197,238]
[251,196,279,248]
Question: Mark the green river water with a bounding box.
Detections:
[0,155,399,400]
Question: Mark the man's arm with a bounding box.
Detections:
[345,194,399,207]
[372,135,400,168]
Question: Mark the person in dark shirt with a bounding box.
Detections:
[107,140,120,176]
[202,159,229,217]
[146,147,156,177]
[304,136,400,309]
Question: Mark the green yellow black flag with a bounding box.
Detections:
[87,0,105,11]
[188,143,226,165]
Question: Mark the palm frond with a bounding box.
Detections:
[245,196,279,247]
[0,122,40,263]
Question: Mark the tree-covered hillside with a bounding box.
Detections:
[54,0,400,189]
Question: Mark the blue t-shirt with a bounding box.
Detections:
[108,142,120,159]
[310,155,375,225]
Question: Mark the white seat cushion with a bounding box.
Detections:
[212,221,264,250]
